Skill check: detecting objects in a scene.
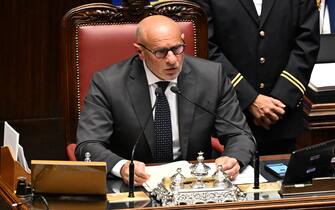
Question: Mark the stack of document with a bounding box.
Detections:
[309,63,335,92]
[304,63,335,128]
[3,121,30,173]
[307,63,335,104]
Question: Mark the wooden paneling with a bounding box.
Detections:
[0,0,110,162]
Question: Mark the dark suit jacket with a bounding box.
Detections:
[192,0,320,140]
[76,55,255,172]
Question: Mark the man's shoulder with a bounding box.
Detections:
[90,55,142,85]
[184,55,221,68]
[184,55,222,73]
[99,55,140,75]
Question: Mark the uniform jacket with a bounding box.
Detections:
[75,55,255,172]
[193,0,320,140]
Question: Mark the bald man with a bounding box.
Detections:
[76,15,255,185]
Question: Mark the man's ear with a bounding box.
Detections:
[133,43,141,53]
[133,43,144,60]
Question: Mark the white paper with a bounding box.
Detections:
[143,161,267,191]
[143,160,191,191]
[309,63,335,91]
[205,163,267,185]
[17,144,31,173]
[3,121,30,173]
[3,121,19,160]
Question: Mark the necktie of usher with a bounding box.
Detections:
[153,81,173,162]
[326,0,335,32]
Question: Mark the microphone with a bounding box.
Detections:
[128,86,162,197]
[170,86,260,189]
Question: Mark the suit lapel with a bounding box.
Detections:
[260,0,276,27]
[127,57,198,159]
[177,61,196,160]
[127,58,155,155]
[238,0,260,25]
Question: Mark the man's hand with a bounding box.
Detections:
[249,94,286,128]
[120,160,150,186]
[215,156,240,180]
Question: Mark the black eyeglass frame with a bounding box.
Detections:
[137,43,186,59]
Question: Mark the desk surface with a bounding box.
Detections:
[31,155,335,210]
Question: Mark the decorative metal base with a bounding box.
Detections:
[151,178,246,206]
[151,152,247,206]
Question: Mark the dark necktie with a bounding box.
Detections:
[153,81,173,162]
[327,0,335,33]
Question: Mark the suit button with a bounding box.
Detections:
[259,30,265,37]
[259,57,266,64]
[259,83,265,89]
[297,98,303,107]
[297,102,302,107]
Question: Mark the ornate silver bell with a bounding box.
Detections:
[170,168,185,190]
[190,151,210,188]
[212,164,232,188]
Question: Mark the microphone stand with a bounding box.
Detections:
[128,87,161,198]
[254,150,260,189]
[170,86,260,189]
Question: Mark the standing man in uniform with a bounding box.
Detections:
[192,0,320,155]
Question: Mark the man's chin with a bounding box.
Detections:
[164,74,178,80]
[165,70,180,79]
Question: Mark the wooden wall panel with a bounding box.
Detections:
[0,0,110,162]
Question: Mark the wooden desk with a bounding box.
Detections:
[14,155,335,209]
[298,96,335,149]
[0,177,30,210]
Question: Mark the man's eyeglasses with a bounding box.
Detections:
[137,43,186,59]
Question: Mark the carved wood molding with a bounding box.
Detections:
[64,1,205,26]
[151,3,203,21]
[72,7,125,23]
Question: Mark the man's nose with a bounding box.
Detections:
[165,50,177,64]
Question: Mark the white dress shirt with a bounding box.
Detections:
[320,0,332,34]
[253,0,263,16]
[144,61,181,161]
